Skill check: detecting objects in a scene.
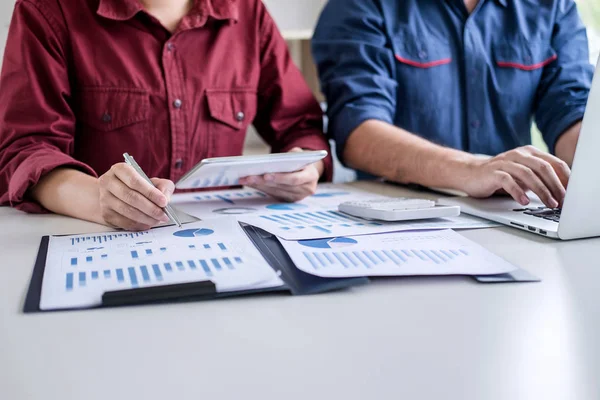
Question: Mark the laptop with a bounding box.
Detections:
[439,56,600,240]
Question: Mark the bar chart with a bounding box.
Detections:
[40,219,284,310]
[241,209,500,240]
[192,190,267,204]
[69,232,149,245]
[255,210,381,234]
[64,255,246,292]
[280,229,517,278]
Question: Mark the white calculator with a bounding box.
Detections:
[338,198,460,221]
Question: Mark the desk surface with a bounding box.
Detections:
[1,182,599,400]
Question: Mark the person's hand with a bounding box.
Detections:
[238,148,324,202]
[97,163,175,231]
[461,145,570,208]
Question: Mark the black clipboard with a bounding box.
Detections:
[23,224,369,313]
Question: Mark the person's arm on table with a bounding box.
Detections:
[238,1,332,202]
[346,120,570,208]
[535,0,593,167]
[0,2,171,230]
[312,0,570,208]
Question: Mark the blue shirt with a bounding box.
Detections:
[312,0,594,168]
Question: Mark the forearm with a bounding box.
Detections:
[554,121,581,167]
[30,168,103,224]
[344,120,477,189]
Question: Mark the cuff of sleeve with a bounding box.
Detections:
[279,134,334,183]
[8,152,97,213]
[329,107,394,165]
[541,108,586,154]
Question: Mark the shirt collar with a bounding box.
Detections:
[495,0,508,7]
[97,0,239,25]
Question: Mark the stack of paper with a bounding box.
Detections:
[40,185,517,310]
[40,218,283,310]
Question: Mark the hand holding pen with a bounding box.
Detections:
[95,155,181,231]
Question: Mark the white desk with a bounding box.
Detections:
[1,181,599,400]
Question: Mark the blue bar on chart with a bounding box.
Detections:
[332,253,350,268]
[199,260,212,276]
[116,268,125,282]
[91,271,99,280]
[234,257,243,264]
[86,256,92,263]
[382,250,401,265]
[140,265,151,282]
[392,250,407,262]
[128,267,138,287]
[66,273,74,291]
[152,264,163,281]
[131,250,139,259]
[303,252,319,269]
[189,245,196,249]
[203,244,211,249]
[188,260,197,270]
[145,249,153,256]
[79,271,86,287]
[160,247,167,252]
[101,254,108,260]
[313,252,327,267]
[164,262,173,272]
[176,261,184,270]
[223,257,233,269]
[104,270,111,278]
[71,257,77,266]
[211,258,222,271]
[218,243,226,250]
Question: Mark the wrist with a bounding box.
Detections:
[443,152,483,192]
[314,159,325,178]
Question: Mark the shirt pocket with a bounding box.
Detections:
[77,87,149,132]
[205,88,258,156]
[75,87,150,173]
[392,32,454,121]
[493,43,557,114]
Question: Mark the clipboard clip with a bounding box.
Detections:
[102,281,217,307]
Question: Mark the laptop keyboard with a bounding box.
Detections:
[512,207,561,223]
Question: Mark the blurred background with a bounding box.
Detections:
[0,0,599,182]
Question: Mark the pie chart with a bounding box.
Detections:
[298,237,358,249]
[173,228,215,238]
[266,203,308,211]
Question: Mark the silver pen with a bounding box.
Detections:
[123,153,182,228]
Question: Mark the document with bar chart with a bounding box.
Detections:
[39,218,283,310]
[238,209,497,241]
[279,229,517,277]
[170,185,384,219]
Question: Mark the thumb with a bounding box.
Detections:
[151,178,175,200]
[288,147,304,153]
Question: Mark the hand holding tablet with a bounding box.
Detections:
[175,149,328,198]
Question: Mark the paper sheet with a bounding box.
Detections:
[40,218,284,310]
[170,185,384,220]
[237,210,498,240]
[279,229,517,277]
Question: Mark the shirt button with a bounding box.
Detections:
[174,159,184,169]
[167,43,174,51]
[471,120,481,129]
[418,50,428,59]
[524,55,532,64]
[173,99,182,109]
[236,111,245,122]
[102,113,112,123]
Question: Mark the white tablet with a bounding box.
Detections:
[175,150,328,189]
